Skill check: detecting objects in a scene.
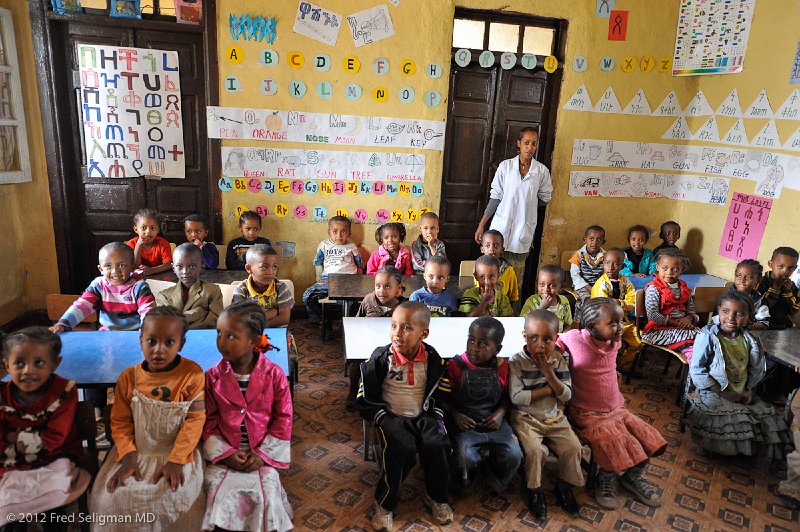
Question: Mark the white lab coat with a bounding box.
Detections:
[488,156,553,254]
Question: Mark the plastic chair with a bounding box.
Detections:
[215,244,227,269]
[459,260,476,277]
[145,279,176,298]
[46,294,97,330]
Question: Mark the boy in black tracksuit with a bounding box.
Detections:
[357,302,453,530]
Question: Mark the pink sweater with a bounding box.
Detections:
[366,244,413,275]
[556,328,624,413]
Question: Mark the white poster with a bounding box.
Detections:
[78,44,184,178]
[207,106,446,151]
[347,4,395,47]
[569,171,729,204]
[222,146,425,182]
[293,1,341,46]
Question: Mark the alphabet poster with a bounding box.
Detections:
[569,171,729,204]
[78,45,185,179]
[718,193,772,261]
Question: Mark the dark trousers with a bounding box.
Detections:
[302,282,329,320]
[375,414,451,511]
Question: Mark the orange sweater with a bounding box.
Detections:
[111,357,205,464]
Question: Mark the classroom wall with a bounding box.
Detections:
[0,0,59,326]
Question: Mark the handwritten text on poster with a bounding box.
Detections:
[718,193,772,261]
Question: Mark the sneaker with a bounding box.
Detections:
[620,471,662,507]
[595,471,620,510]
[554,481,580,517]
[371,503,392,531]
[527,487,547,519]
[422,492,453,525]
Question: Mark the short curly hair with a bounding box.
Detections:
[375,222,406,244]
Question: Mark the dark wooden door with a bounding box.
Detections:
[43,15,211,292]
[439,55,557,297]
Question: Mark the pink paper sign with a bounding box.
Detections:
[718,193,772,261]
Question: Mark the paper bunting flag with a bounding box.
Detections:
[716,89,743,118]
[720,118,749,145]
[776,88,800,120]
[783,126,800,151]
[622,89,652,115]
[743,89,773,119]
[594,86,622,113]
[662,116,692,141]
[693,116,720,142]
[563,84,593,111]
[652,90,681,116]
[683,90,714,116]
[750,120,781,149]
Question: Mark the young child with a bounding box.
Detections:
[226,211,271,271]
[620,225,657,277]
[356,302,453,529]
[687,291,788,459]
[411,211,447,274]
[355,266,404,318]
[90,306,206,529]
[50,242,155,332]
[756,246,800,329]
[202,302,293,531]
[563,298,668,510]
[366,222,414,276]
[410,255,459,317]
[155,243,223,329]
[478,230,520,309]
[642,248,700,363]
[126,209,173,275]
[183,214,218,270]
[303,215,362,324]
[509,310,583,519]
[444,317,522,495]
[652,221,681,259]
[459,255,514,317]
[0,328,88,526]
[569,225,606,301]
[591,248,642,373]
[520,264,574,332]
[232,244,293,327]
[719,259,769,329]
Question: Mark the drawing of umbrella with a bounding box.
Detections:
[406,154,423,172]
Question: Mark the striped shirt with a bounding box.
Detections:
[569,245,606,291]
[232,277,294,311]
[508,348,572,422]
[57,276,155,331]
[233,372,251,450]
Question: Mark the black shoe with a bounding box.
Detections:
[527,487,547,520]
[555,481,580,517]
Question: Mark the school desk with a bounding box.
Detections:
[25,329,290,388]
[628,273,729,291]
[751,329,800,369]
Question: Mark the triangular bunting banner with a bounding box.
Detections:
[750,120,781,149]
[720,118,749,145]
[782,126,800,151]
[652,90,682,116]
[692,115,720,142]
[743,89,773,118]
[683,90,714,116]
[594,86,622,113]
[562,84,593,111]
[662,116,692,141]
[716,89,743,118]
[775,88,800,120]
[622,89,652,115]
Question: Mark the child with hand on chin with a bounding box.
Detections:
[126,209,173,275]
[156,243,223,329]
[411,211,447,274]
[410,255,458,317]
[459,255,514,317]
[520,264,574,331]
[183,214,218,270]
[756,246,800,330]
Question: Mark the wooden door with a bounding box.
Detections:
[33,7,214,292]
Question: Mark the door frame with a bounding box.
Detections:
[29,0,220,292]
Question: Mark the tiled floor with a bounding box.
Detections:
[287,319,799,531]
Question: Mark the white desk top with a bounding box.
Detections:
[343,316,526,360]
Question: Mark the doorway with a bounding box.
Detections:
[439,9,566,299]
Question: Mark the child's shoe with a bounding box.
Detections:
[527,487,547,519]
[422,492,453,525]
[554,480,580,517]
[595,470,620,509]
[620,469,661,507]
[371,503,392,531]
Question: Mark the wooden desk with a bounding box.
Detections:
[32,329,289,388]
[148,269,248,285]
[343,316,526,361]
[628,273,729,291]
[751,329,800,369]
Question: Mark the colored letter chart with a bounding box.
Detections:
[78,45,185,179]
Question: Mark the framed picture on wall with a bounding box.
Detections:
[0,7,31,185]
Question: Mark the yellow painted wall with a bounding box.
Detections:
[0,0,59,325]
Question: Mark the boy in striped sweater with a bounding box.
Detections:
[50,242,155,333]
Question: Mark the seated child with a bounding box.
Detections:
[356,302,453,529]
[687,291,788,459]
[569,225,606,301]
[652,220,681,259]
[779,372,800,505]
[0,328,89,526]
[90,306,206,529]
[126,209,173,275]
[183,214,218,270]
[591,248,642,372]
[156,243,223,329]
[716,259,769,329]
[356,266,404,318]
[232,245,293,327]
[410,255,459,317]
[459,255,514,317]
[411,211,447,274]
[563,298,667,510]
[50,242,155,332]
[366,222,414,276]
[302,215,362,324]
[642,248,699,363]
[202,302,293,531]
[520,264,573,332]
[509,311,583,519]
[620,225,656,277]
[756,246,800,329]
[444,317,522,494]
[226,211,271,271]
[478,230,519,310]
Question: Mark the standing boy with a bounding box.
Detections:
[409,256,458,317]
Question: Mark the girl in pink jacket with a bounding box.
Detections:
[366,222,414,275]
[202,301,294,531]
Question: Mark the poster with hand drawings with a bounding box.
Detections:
[569,170,729,205]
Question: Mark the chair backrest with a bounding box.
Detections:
[281,279,295,308]
[215,244,227,269]
[75,400,100,475]
[46,294,97,327]
[459,260,476,277]
[146,279,176,298]
[693,285,729,324]
[217,282,237,308]
[561,250,575,287]
[634,289,647,324]
[169,242,177,253]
